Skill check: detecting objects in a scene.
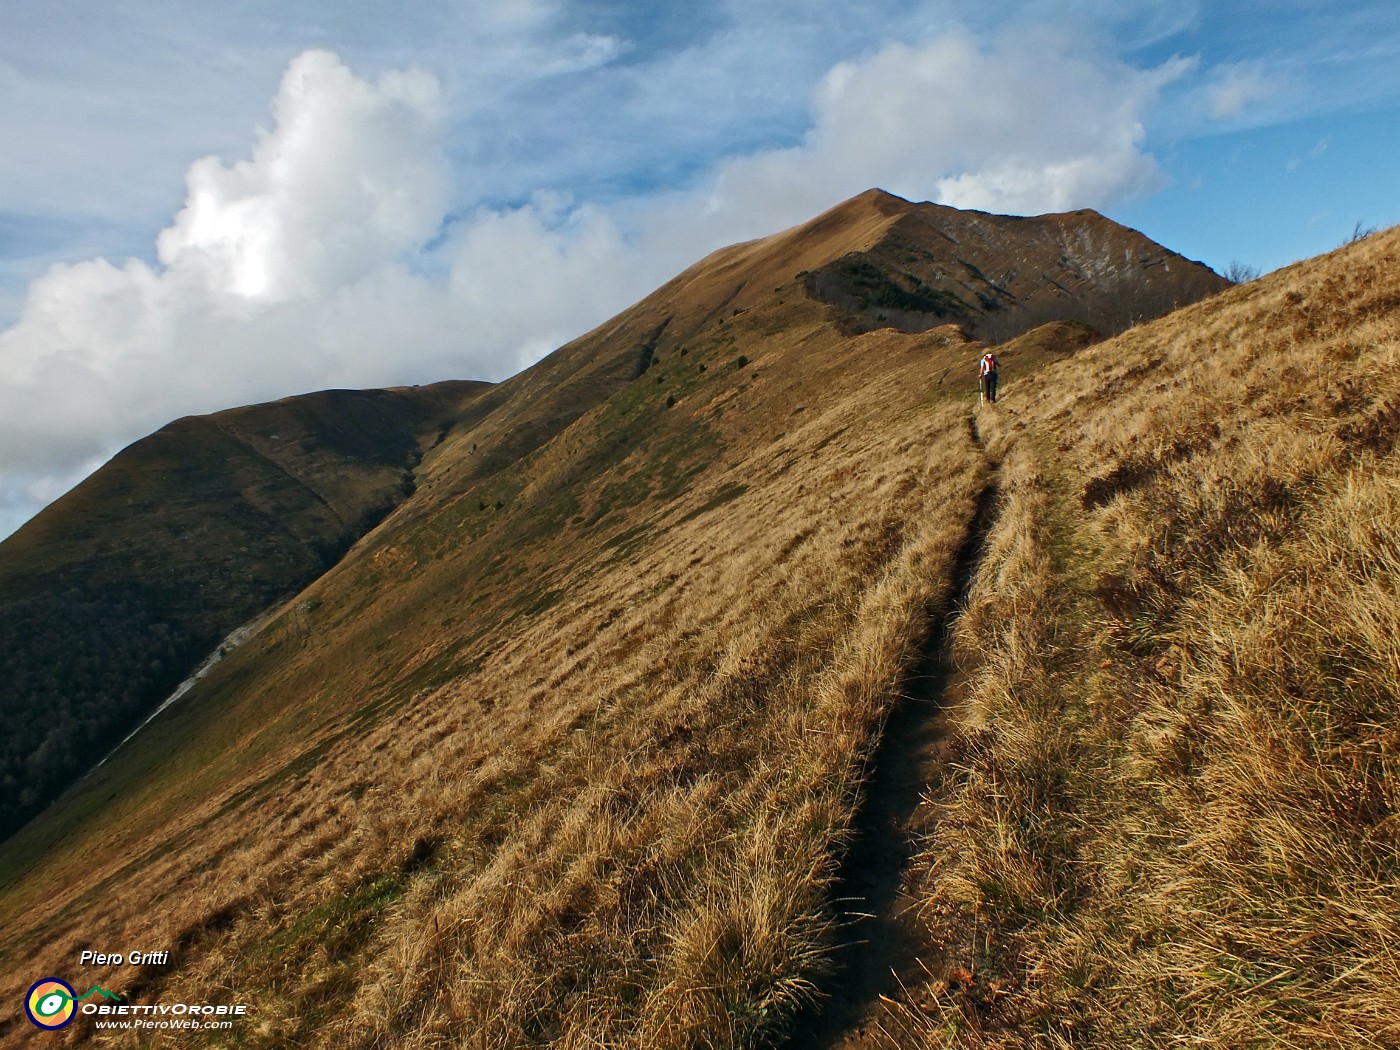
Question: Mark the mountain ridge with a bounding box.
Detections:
[412,188,1226,506]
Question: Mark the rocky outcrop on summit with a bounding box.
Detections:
[800,191,1230,341]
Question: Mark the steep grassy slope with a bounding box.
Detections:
[0,192,1236,1048]
[0,286,994,1050]
[0,381,490,841]
[871,227,1400,1047]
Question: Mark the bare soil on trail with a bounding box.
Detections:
[785,425,1000,1050]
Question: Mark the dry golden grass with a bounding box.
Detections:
[0,293,993,1048]
[893,225,1400,1047]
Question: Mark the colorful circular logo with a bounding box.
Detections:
[25,978,77,1029]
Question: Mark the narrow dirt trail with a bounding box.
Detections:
[785,415,1000,1050]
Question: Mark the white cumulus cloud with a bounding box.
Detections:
[696,28,1184,229]
[156,51,448,301]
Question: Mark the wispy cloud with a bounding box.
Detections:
[1207,60,1283,120]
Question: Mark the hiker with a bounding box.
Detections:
[979,352,999,403]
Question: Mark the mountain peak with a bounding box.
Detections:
[611,190,1226,351]
[825,186,914,216]
[794,192,1228,341]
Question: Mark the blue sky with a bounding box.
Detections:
[2,0,1399,536]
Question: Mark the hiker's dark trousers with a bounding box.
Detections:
[981,372,998,402]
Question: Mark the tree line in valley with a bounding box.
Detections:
[0,583,195,842]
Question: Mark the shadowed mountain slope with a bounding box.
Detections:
[0,381,491,840]
[0,191,1252,1049]
[801,191,1229,340]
